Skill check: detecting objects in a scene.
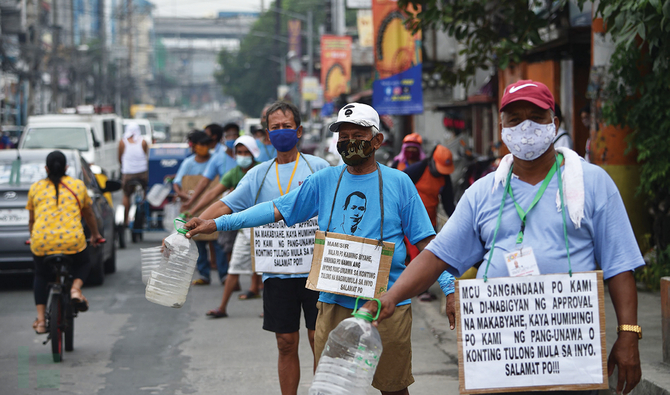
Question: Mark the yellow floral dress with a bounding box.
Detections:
[26,176,92,256]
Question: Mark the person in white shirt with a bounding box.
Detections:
[118,122,149,227]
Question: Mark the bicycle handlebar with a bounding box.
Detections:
[25,238,106,245]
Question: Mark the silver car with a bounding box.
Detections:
[0,149,120,285]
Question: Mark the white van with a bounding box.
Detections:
[20,114,124,179]
[124,118,154,145]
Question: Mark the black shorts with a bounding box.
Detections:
[262,277,319,333]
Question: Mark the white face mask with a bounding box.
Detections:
[501,119,556,161]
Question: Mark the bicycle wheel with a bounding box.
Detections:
[64,303,74,352]
[49,296,64,362]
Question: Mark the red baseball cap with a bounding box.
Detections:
[500,80,555,112]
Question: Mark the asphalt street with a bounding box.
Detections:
[0,230,460,395]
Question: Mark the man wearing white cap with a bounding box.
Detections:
[186,101,329,395]
[185,102,443,395]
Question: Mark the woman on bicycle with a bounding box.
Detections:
[27,151,103,334]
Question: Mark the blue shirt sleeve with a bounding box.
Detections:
[437,271,455,295]
[202,153,222,180]
[173,157,191,186]
[274,173,320,226]
[221,166,257,212]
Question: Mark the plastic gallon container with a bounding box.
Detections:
[309,298,383,395]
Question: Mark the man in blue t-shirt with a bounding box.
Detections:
[185,101,329,395]
[185,103,455,395]
[373,81,644,395]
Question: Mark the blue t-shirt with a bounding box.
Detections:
[203,150,237,180]
[426,160,645,280]
[274,164,436,309]
[173,155,211,186]
[222,153,330,280]
[256,139,277,162]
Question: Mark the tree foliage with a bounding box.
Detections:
[216,0,326,117]
[595,0,670,285]
[397,0,583,87]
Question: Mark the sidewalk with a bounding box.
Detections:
[411,282,670,395]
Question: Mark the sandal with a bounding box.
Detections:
[238,291,260,300]
[71,287,89,312]
[205,308,228,319]
[33,319,47,335]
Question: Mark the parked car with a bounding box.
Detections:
[20,113,124,179]
[0,149,120,285]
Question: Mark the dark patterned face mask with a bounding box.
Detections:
[337,138,375,166]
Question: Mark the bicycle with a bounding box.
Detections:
[31,238,105,362]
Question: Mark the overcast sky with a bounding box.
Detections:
[151,0,265,17]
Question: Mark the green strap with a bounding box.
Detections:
[483,153,569,282]
[507,161,558,244]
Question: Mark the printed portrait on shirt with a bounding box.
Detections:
[338,191,367,235]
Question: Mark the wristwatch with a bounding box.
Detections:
[617,324,642,339]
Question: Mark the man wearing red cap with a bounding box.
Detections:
[368,80,644,395]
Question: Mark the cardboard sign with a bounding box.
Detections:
[456,271,607,394]
[180,175,220,241]
[250,217,319,274]
[306,231,394,299]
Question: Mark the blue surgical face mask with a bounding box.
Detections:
[236,155,253,168]
[268,128,299,152]
[225,140,236,150]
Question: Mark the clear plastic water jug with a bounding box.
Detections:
[309,298,383,395]
[140,246,163,284]
[145,219,199,308]
[146,178,172,207]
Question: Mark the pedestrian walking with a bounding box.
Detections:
[185,101,330,395]
[184,102,457,395]
[370,80,644,395]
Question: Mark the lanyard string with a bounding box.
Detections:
[482,153,571,281]
[326,163,385,245]
[276,152,300,196]
[508,161,558,244]
[254,152,313,204]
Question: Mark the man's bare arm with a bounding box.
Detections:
[189,184,229,215]
[607,271,641,394]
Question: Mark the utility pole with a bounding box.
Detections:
[99,0,106,104]
[127,0,133,107]
[275,0,282,93]
[50,0,60,112]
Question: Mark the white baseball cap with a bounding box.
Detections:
[234,135,261,158]
[329,103,380,132]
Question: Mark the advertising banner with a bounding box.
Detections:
[320,35,352,102]
[372,0,423,115]
[455,271,608,393]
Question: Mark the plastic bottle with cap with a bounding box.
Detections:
[308,297,383,395]
[145,218,199,308]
